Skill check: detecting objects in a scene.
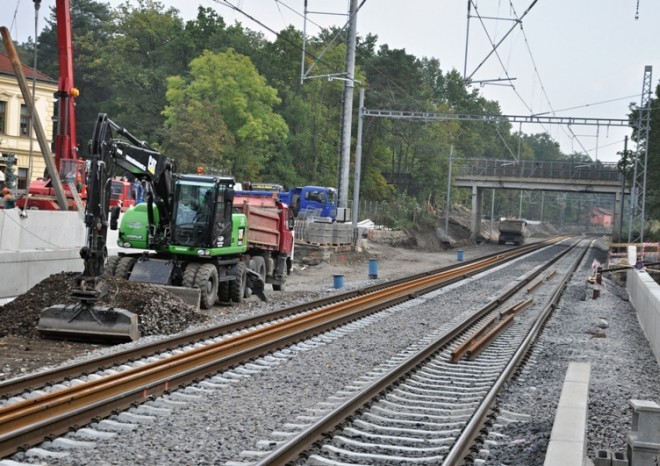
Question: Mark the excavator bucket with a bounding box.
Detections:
[37,304,139,343]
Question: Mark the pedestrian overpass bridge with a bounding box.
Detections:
[452,159,626,240]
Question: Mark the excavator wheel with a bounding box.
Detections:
[114,257,137,279]
[103,256,122,278]
[182,262,201,288]
[194,264,219,310]
[217,282,230,304]
[230,261,247,303]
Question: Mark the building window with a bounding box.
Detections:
[20,104,31,137]
[0,101,6,134]
[17,168,28,190]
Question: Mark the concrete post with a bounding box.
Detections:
[471,185,482,241]
[627,399,660,465]
[613,190,623,242]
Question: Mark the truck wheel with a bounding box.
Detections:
[291,194,300,216]
[272,274,287,291]
[114,257,136,279]
[251,256,267,281]
[104,256,121,278]
[230,261,247,303]
[194,264,219,310]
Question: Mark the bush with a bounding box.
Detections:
[372,195,438,230]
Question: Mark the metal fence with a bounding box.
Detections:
[454,158,622,182]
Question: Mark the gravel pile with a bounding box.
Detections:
[0,272,208,338]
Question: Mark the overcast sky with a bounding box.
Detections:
[6,0,660,162]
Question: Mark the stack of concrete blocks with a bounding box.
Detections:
[300,221,354,246]
[626,399,660,465]
[331,222,354,245]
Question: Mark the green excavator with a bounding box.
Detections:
[37,114,278,342]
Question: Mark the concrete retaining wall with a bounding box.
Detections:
[627,269,660,363]
[0,209,86,303]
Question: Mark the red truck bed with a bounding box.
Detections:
[234,194,282,251]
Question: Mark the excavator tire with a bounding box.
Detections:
[217,282,230,304]
[114,257,137,279]
[182,263,201,288]
[194,264,219,310]
[103,256,122,278]
[230,261,247,303]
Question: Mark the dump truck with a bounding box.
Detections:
[38,114,295,342]
[498,219,528,245]
[243,183,339,220]
[232,191,295,292]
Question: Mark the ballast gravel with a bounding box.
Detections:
[484,241,660,465]
[5,238,659,465]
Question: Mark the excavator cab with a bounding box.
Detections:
[170,175,235,253]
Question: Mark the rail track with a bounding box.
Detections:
[0,237,573,460]
[229,237,589,465]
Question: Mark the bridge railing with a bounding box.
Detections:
[454,158,622,182]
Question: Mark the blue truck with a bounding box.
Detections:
[241,183,339,220]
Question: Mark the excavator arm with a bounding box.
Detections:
[78,114,174,295]
[38,114,175,342]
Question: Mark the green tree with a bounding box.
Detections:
[102,0,188,142]
[162,49,288,180]
[522,133,563,161]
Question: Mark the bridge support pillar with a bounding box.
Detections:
[613,191,624,241]
[471,186,483,242]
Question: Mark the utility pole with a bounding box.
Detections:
[351,88,364,226]
[619,136,628,241]
[338,0,357,209]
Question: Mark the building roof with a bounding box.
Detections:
[0,52,54,83]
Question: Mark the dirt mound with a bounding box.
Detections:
[0,273,208,339]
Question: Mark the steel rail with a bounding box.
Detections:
[251,238,581,465]
[0,239,558,400]
[0,238,565,458]
[441,239,592,464]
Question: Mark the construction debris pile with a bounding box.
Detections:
[0,273,208,339]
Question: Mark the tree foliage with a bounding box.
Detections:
[162,49,287,180]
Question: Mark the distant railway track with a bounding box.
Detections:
[0,237,569,459]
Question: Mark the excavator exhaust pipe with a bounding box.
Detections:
[38,304,139,343]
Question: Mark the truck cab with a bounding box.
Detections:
[498,218,528,246]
